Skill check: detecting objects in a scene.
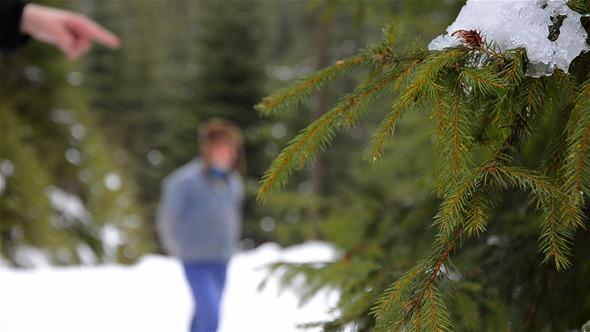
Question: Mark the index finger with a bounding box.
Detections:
[70,16,121,49]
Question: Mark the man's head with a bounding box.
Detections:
[199,118,244,173]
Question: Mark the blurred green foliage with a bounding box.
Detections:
[1,0,149,265]
[0,0,465,263]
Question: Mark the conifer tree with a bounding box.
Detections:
[83,0,179,231]
[0,1,147,266]
[256,1,590,330]
[179,1,276,245]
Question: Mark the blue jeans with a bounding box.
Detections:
[183,262,228,332]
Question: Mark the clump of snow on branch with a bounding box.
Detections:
[429,0,590,77]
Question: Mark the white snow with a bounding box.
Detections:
[45,185,91,224]
[0,241,341,332]
[429,0,590,76]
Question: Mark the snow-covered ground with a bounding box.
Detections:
[0,242,340,332]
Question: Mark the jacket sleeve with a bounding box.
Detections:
[155,179,182,257]
[0,0,31,52]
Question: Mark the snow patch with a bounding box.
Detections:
[101,223,125,261]
[9,245,53,268]
[0,242,341,332]
[0,159,15,195]
[45,185,91,224]
[429,0,590,76]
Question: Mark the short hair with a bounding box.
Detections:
[198,118,245,173]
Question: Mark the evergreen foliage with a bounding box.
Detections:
[84,1,300,247]
[2,1,459,264]
[0,1,147,265]
[256,4,590,330]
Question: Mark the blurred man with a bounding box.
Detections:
[156,118,245,332]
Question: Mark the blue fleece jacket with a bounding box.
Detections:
[156,158,244,263]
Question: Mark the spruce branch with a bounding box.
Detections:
[464,184,489,237]
[373,156,580,330]
[485,76,549,166]
[490,93,534,162]
[453,291,480,330]
[257,61,418,201]
[517,77,545,124]
[434,74,475,196]
[255,54,365,116]
[431,88,449,139]
[554,69,578,103]
[366,103,407,163]
[537,195,576,270]
[372,226,462,332]
[371,262,426,329]
[460,67,507,96]
[255,24,411,118]
[255,17,589,329]
[540,104,574,182]
[433,167,485,232]
[448,281,510,330]
[567,0,590,14]
[367,48,469,164]
[489,166,583,269]
[539,72,581,184]
[564,76,590,203]
[500,48,526,85]
[462,49,517,148]
[450,81,471,189]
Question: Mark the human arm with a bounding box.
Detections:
[155,180,183,257]
[19,3,120,59]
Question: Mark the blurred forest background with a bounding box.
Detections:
[1,0,463,265]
